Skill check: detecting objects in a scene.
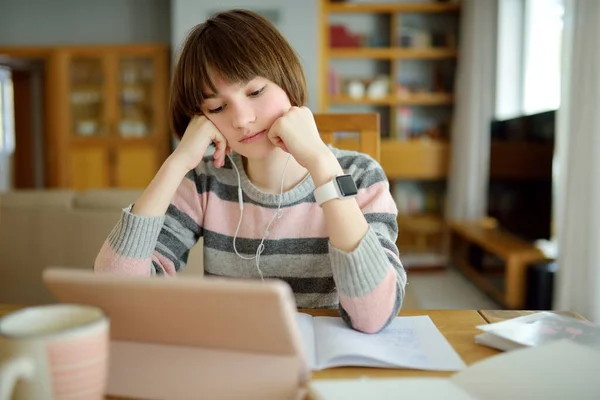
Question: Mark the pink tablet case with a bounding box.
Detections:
[43,268,309,400]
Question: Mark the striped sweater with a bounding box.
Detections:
[94,147,406,333]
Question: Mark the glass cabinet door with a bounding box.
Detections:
[118,57,155,138]
[69,57,106,137]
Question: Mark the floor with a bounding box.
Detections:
[406,266,501,310]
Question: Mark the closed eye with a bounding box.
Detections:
[249,86,266,97]
[207,105,225,114]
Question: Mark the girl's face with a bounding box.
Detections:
[201,75,292,159]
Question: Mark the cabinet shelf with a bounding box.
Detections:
[328,2,461,14]
[330,93,453,106]
[398,213,445,234]
[381,139,450,180]
[329,47,457,60]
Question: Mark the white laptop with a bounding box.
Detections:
[43,268,309,400]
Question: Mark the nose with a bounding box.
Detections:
[231,101,256,129]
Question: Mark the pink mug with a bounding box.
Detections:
[0,304,109,400]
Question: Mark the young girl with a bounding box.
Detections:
[94,9,406,333]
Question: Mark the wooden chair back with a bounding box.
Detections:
[314,113,381,162]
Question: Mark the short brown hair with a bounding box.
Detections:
[169,9,308,138]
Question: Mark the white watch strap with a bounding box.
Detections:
[314,179,340,206]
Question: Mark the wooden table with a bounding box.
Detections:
[0,305,575,399]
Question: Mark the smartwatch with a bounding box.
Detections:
[313,174,358,206]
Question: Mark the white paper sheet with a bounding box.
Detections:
[297,313,465,371]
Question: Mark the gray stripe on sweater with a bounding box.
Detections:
[365,214,399,239]
[204,270,339,308]
[205,270,336,294]
[203,247,334,278]
[165,204,202,237]
[203,229,330,255]
[194,174,314,208]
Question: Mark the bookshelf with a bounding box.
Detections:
[319,0,461,267]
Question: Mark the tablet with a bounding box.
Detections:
[43,268,309,400]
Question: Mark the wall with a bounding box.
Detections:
[0,0,171,46]
[171,0,319,111]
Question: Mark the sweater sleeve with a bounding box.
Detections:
[94,170,203,276]
[328,159,406,333]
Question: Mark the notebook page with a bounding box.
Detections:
[312,316,465,371]
[451,340,600,399]
[296,312,317,370]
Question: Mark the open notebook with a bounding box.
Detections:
[309,340,600,400]
[297,313,465,371]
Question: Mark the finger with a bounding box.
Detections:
[213,145,221,168]
[267,126,282,148]
[215,141,227,168]
[270,136,289,153]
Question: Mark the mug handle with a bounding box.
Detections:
[0,357,35,400]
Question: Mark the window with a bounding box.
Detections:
[0,67,15,192]
[522,0,564,115]
[0,67,15,155]
[496,0,564,118]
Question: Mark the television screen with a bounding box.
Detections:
[487,111,555,242]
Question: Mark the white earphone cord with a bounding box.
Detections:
[227,153,292,282]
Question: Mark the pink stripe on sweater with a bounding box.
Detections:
[171,176,203,223]
[339,268,398,333]
[94,241,152,276]
[94,241,177,276]
[355,181,398,214]
[202,181,396,240]
[202,191,328,239]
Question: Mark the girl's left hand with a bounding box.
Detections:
[267,106,331,169]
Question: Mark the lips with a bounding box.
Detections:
[240,130,266,144]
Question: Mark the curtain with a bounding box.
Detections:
[0,67,15,192]
[554,0,600,323]
[445,0,498,221]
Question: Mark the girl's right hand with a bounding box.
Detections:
[171,115,229,171]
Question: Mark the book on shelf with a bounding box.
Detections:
[475,311,600,352]
[297,313,465,372]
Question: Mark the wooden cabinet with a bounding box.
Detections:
[68,146,110,190]
[47,44,170,189]
[113,145,158,188]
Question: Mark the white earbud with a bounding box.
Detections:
[227,152,291,282]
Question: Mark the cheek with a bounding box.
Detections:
[259,91,292,121]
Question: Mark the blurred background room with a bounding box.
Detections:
[0,0,598,323]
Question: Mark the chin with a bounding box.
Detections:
[233,140,278,160]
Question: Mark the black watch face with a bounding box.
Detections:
[336,175,358,196]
